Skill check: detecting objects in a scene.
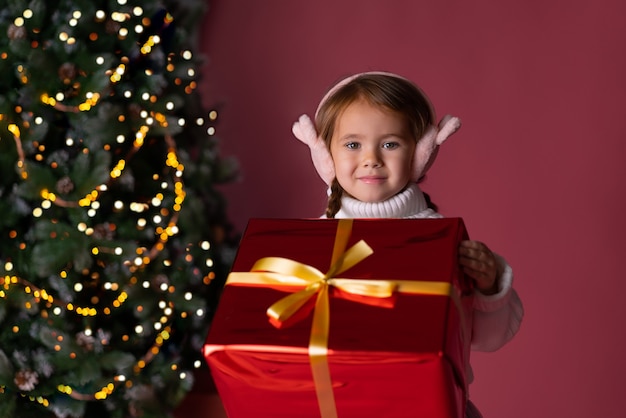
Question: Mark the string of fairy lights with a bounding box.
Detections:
[0,1,217,407]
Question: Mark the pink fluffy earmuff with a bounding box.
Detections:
[292,71,462,185]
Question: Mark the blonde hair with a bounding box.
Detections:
[315,73,434,218]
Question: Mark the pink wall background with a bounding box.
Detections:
[198,1,626,417]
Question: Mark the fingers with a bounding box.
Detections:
[458,240,499,294]
[459,241,494,267]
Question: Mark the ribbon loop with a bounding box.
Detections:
[256,239,375,326]
[253,257,325,283]
[267,283,320,323]
[325,240,373,278]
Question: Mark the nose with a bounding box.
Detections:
[362,148,382,168]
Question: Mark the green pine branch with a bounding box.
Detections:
[0,1,237,417]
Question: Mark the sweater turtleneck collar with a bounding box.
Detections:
[332,183,439,219]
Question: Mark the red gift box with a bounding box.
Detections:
[203,218,473,418]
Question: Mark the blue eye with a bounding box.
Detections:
[382,142,399,150]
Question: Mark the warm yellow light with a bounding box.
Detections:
[7,124,20,137]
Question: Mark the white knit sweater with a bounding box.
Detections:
[332,183,440,219]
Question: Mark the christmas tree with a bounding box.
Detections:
[0,1,238,417]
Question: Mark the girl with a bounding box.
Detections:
[292,72,524,418]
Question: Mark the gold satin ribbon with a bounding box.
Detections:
[226,219,454,418]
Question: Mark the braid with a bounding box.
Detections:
[325,178,344,218]
[418,176,438,212]
[422,192,439,212]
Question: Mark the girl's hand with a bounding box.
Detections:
[458,240,500,295]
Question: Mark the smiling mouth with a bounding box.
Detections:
[358,176,386,184]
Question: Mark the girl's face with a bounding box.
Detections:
[329,99,415,203]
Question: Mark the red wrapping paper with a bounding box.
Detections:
[203,218,473,418]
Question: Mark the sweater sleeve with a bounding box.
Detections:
[470,253,524,352]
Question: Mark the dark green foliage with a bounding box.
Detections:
[0,1,238,416]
